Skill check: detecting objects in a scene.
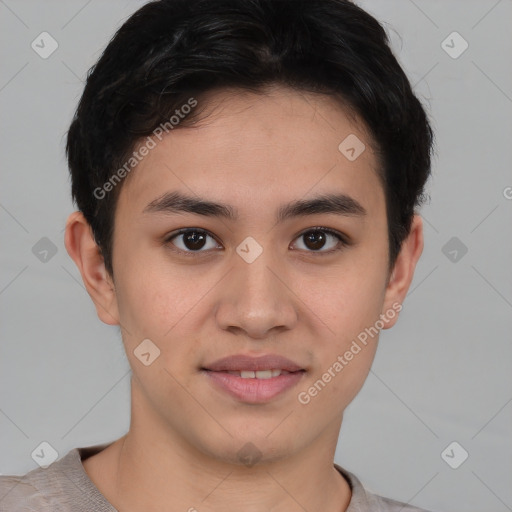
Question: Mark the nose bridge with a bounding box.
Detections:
[215,242,298,337]
[238,254,281,305]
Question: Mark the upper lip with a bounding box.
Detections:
[202,354,305,372]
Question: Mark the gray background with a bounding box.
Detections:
[1,1,511,511]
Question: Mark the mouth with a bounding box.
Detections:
[202,353,306,373]
[210,369,301,379]
[201,354,307,403]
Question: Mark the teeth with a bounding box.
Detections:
[227,369,286,379]
[255,370,273,379]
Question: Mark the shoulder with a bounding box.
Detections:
[0,473,53,511]
[335,464,435,512]
[368,493,434,512]
[0,444,115,512]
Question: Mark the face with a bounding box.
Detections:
[90,86,406,464]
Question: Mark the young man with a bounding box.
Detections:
[0,0,435,510]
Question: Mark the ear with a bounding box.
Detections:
[380,214,424,329]
[64,211,120,326]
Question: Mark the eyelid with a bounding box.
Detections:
[164,228,222,256]
[164,226,350,255]
[165,227,216,242]
[290,226,349,253]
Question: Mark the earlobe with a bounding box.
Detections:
[64,211,120,326]
[380,214,424,329]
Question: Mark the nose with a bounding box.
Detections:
[214,248,299,339]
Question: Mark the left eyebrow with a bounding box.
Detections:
[276,193,366,222]
[142,190,367,221]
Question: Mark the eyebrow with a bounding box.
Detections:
[142,190,367,222]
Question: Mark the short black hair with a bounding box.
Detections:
[66,0,434,278]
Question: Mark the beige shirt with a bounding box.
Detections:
[0,443,432,511]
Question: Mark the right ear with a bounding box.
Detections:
[64,211,120,326]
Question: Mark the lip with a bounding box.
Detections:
[202,354,304,372]
[202,369,306,403]
[201,354,307,404]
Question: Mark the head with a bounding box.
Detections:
[65,0,433,465]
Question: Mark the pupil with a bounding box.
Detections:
[305,231,325,250]
[184,231,206,250]
[181,231,328,251]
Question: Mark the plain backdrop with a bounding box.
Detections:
[1,1,511,511]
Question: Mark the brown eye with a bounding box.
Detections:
[292,228,345,253]
[166,229,220,252]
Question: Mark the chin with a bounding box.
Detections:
[197,429,301,467]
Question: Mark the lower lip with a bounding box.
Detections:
[202,370,305,403]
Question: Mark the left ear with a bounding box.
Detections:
[380,214,424,329]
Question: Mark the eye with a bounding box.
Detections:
[164,227,348,256]
[291,227,347,253]
[165,228,221,254]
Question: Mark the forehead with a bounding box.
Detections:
[117,86,384,219]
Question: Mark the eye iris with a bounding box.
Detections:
[304,230,326,250]
[176,230,334,252]
[183,231,206,250]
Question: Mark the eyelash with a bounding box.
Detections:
[164,227,349,257]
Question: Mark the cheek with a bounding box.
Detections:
[112,256,214,368]
[300,261,387,337]
[293,255,386,405]
[296,341,378,418]
[299,323,379,415]
[114,250,193,330]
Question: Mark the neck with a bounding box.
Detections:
[83,387,351,512]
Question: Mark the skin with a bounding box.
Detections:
[65,85,423,512]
